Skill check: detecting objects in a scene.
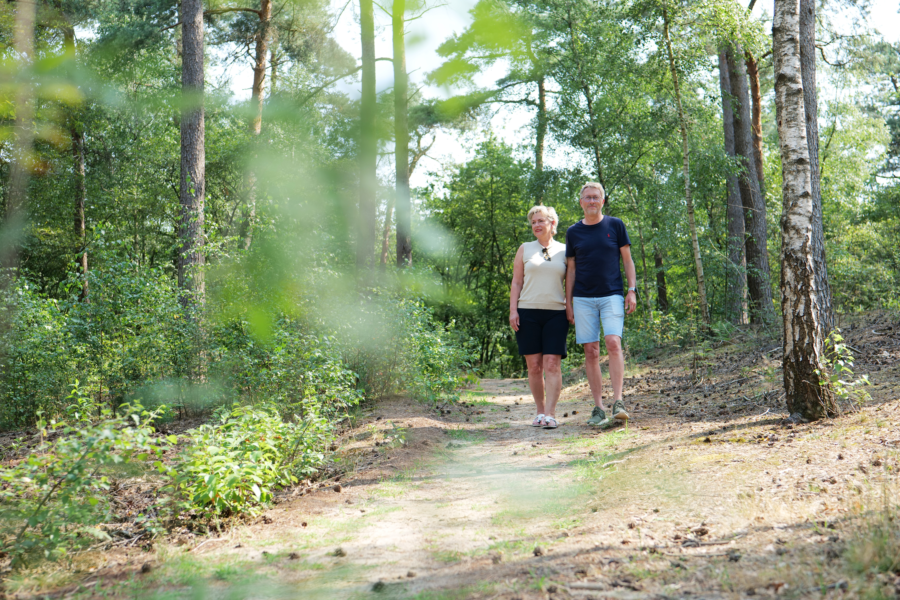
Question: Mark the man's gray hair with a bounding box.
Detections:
[580,181,605,199]
[527,205,559,236]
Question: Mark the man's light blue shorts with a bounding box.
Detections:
[573,295,625,343]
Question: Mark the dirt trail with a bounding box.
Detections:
[124,332,900,600]
[23,319,899,600]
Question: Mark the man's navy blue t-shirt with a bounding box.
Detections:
[565,217,631,298]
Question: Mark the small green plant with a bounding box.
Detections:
[817,330,872,411]
[0,387,172,568]
[164,404,330,516]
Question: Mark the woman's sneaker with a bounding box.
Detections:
[586,406,609,427]
[612,400,629,421]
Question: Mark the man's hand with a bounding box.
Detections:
[510,311,520,331]
[566,306,575,325]
[625,290,637,314]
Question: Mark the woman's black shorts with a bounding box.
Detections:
[515,308,569,359]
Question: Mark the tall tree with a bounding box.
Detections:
[745,49,766,197]
[4,0,38,274]
[799,0,834,334]
[728,47,775,324]
[244,0,273,250]
[393,0,411,267]
[661,2,709,326]
[773,0,835,420]
[357,0,377,270]
[179,0,206,306]
[719,50,746,324]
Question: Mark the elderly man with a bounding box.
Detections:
[565,182,637,428]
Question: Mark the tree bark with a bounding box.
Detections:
[3,0,37,275]
[358,0,378,270]
[393,0,411,267]
[535,75,547,175]
[728,47,776,325]
[243,0,273,251]
[662,4,709,326]
[653,242,669,312]
[799,0,834,334]
[745,50,766,198]
[773,0,836,420]
[178,0,206,307]
[719,50,746,325]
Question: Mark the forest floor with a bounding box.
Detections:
[6,312,900,600]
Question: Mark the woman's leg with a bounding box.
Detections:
[542,354,562,417]
[525,353,545,414]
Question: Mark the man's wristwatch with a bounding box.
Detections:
[627,287,637,293]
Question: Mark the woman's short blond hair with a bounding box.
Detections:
[527,205,559,236]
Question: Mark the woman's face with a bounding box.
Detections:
[531,212,554,238]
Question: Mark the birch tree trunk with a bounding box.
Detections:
[799,0,834,334]
[662,4,709,326]
[728,47,775,325]
[179,0,206,307]
[357,0,378,270]
[719,50,746,325]
[773,0,836,420]
[393,0,411,267]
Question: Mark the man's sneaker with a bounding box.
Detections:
[586,406,609,428]
[611,400,629,421]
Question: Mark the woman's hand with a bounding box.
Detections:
[510,311,520,331]
[566,306,575,325]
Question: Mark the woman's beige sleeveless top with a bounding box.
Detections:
[518,239,567,310]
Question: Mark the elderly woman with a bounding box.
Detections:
[509,205,569,429]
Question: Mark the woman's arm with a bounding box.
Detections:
[509,245,525,331]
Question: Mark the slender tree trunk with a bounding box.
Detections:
[745,50,766,197]
[380,197,395,266]
[625,183,652,317]
[243,0,272,251]
[178,0,205,307]
[3,0,37,275]
[358,0,378,270]
[393,0,411,267]
[773,0,835,420]
[60,25,89,301]
[653,245,669,312]
[535,76,547,174]
[662,4,708,326]
[565,10,605,188]
[719,50,746,325]
[800,0,834,334]
[728,47,775,325]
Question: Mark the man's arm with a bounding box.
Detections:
[565,257,576,324]
[620,245,637,314]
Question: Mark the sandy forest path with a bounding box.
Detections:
[117,316,900,600]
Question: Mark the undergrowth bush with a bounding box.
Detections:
[0,385,171,568]
[164,404,330,516]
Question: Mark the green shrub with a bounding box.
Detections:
[0,385,171,568]
[164,404,331,516]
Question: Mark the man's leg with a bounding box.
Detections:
[583,342,604,410]
[605,335,625,400]
[525,353,545,415]
[542,354,562,417]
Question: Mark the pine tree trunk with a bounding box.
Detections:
[719,50,746,325]
[72,126,88,301]
[662,4,709,326]
[654,244,669,312]
[745,50,766,198]
[535,76,547,175]
[773,0,836,420]
[728,47,775,325]
[393,0,411,267]
[358,0,378,270]
[179,0,205,307]
[799,0,834,334]
[3,0,37,274]
[243,0,272,251]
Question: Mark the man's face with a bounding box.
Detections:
[580,188,605,216]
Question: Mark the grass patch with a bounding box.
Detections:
[444,429,484,442]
